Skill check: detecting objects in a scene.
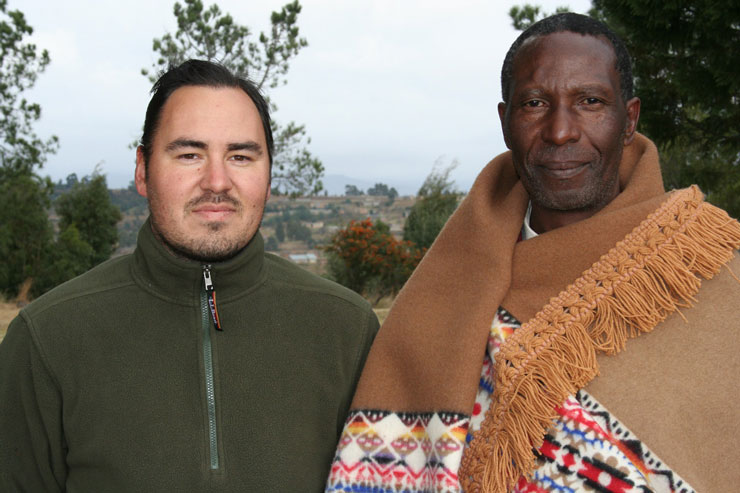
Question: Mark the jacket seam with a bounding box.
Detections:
[25,280,136,318]
[266,278,371,310]
[19,312,64,394]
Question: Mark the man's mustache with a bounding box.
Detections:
[531,145,598,164]
[186,193,242,210]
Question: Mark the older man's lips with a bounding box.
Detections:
[538,161,589,179]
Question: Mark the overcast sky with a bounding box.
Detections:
[22,0,590,195]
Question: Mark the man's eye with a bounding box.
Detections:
[522,99,546,109]
[583,97,602,105]
[230,155,252,162]
[179,153,199,160]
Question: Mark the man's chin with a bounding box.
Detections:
[203,221,228,233]
[534,189,598,212]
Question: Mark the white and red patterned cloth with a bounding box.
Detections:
[326,308,693,493]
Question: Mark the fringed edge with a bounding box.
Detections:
[459,187,740,493]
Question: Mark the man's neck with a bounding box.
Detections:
[528,205,603,234]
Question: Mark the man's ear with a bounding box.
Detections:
[623,97,641,146]
[498,102,511,149]
[134,146,148,198]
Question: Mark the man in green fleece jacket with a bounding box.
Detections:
[0,60,379,492]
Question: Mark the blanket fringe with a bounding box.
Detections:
[460,187,740,492]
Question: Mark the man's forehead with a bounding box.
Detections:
[510,31,618,91]
[154,85,265,143]
[515,31,616,67]
[162,85,257,115]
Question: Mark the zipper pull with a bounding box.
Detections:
[202,265,222,331]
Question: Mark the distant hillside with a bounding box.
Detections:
[322,174,419,196]
[108,187,148,253]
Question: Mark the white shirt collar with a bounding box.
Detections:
[522,201,539,240]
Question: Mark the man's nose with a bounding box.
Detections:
[541,105,581,146]
[200,159,233,193]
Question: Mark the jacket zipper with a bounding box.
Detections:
[203,265,222,330]
[201,265,220,470]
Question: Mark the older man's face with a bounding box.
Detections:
[499,31,640,218]
[135,85,271,262]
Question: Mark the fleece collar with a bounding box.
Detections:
[131,217,266,306]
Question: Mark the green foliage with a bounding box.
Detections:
[275,221,286,242]
[271,120,324,197]
[143,0,306,89]
[285,218,312,243]
[325,218,424,305]
[143,0,324,197]
[0,0,58,172]
[367,183,399,200]
[109,182,148,214]
[588,0,740,218]
[110,181,149,251]
[344,184,363,196]
[30,225,95,298]
[265,236,279,251]
[289,204,313,221]
[54,170,122,265]
[403,160,462,250]
[0,168,123,299]
[0,170,54,298]
[508,4,570,30]
[0,2,59,298]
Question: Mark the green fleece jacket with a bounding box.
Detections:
[0,221,379,492]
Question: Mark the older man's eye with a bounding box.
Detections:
[523,100,544,108]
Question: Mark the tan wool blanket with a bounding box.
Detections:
[342,133,740,492]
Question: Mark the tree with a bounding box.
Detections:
[272,121,324,196]
[588,0,740,218]
[510,2,740,218]
[367,182,399,201]
[0,2,58,298]
[403,159,462,250]
[325,219,424,305]
[508,4,570,31]
[30,225,95,298]
[0,170,54,298]
[0,1,58,173]
[344,184,363,196]
[367,183,389,196]
[265,236,279,251]
[25,170,123,298]
[143,0,324,196]
[285,218,312,243]
[274,220,285,242]
[54,170,122,265]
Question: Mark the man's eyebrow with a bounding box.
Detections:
[227,141,263,155]
[574,83,612,94]
[165,139,207,152]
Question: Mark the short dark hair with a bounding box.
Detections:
[501,12,633,104]
[140,59,274,167]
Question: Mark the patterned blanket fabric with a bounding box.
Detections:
[326,308,693,493]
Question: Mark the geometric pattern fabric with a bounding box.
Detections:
[326,409,468,492]
[326,308,694,492]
